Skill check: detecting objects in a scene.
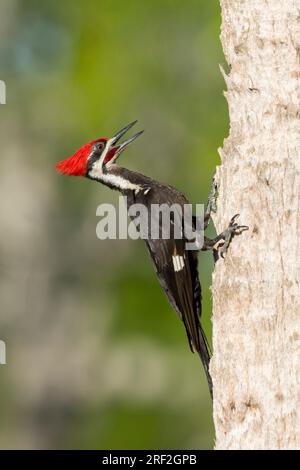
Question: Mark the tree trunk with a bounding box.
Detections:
[211,0,300,450]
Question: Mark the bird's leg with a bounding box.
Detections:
[204,172,218,229]
[202,214,248,260]
[192,175,248,258]
[191,173,218,235]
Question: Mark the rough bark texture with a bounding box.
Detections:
[211,0,300,450]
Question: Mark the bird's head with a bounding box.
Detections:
[55,121,143,179]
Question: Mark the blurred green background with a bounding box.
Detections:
[0,0,227,449]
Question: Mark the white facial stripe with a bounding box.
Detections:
[87,140,110,179]
[100,138,114,165]
[89,157,103,179]
[172,255,185,272]
[88,138,114,174]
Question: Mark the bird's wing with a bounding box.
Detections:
[145,235,203,353]
[127,184,212,394]
[146,234,212,395]
[130,185,209,354]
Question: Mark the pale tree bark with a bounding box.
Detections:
[211,0,300,449]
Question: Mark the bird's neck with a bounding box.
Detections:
[90,164,144,193]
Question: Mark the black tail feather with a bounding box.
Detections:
[197,324,213,399]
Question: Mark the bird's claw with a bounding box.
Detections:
[217,214,249,258]
[230,213,240,225]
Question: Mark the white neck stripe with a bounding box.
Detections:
[89,163,141,191]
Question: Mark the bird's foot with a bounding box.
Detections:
[202,213,248,259]
[215,214,249,259]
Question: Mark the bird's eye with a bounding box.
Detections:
[96,141,105,152]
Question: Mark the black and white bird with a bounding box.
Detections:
[56,121,247,397]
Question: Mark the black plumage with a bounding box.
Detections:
[116,168,213,396]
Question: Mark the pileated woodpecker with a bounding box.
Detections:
[56,121,247,398]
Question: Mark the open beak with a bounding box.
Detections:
[107,120,144,162]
